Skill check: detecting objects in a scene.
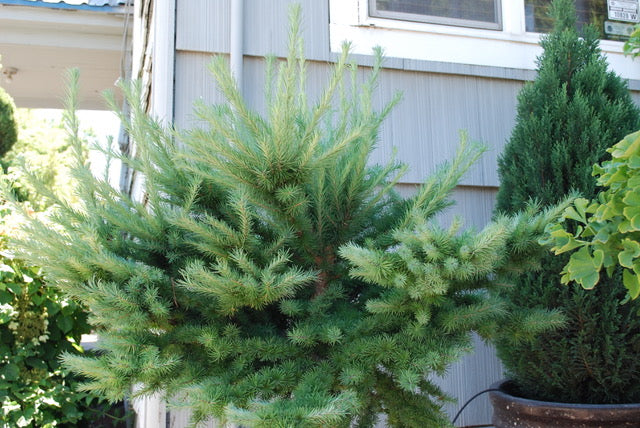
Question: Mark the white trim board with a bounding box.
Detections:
[329,0,640,82]
[0,3,128,108]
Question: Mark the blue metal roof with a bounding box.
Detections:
[0,0,127,12]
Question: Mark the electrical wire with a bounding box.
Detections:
[451,388,501,426]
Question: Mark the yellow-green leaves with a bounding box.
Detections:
[624,24,640,57]
[623,269,640,299]
[547,130,640,300]
[618,239,640,268]
[544,224,583,254]
[562,197,594,224]
[561,247,603,289]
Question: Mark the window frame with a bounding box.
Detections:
[327,0,640,82]
[368,0,503,31]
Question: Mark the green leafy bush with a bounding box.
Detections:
[0,104,126,427]
[493,0,640,404]
[5,12,570,427]
[0,204,93,427]
[624,25,640,58]
[546,130,640,300]
[0,87,18,159]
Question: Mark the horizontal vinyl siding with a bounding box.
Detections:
[167,409,219,428]
[369,70,520,187]
[175,0,330,61]
[435,333,502,426]
[173,51,227,128]
[396,184,498,229]
[175,0,230,54]
[174,51,521,187]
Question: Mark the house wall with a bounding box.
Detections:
[329,0,640,82]
[135,0,640,427]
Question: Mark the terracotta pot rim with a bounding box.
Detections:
[490,379,640,411]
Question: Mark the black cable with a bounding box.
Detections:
[458,425,494,428]
[451,388,501,426]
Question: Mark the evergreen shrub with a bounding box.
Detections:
[6,10,570,427]
[494,0,640,404]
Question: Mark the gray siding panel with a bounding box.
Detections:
[373,70,521,186]
[131,391,166,428]
[402,57,537,82]
[176,0,329,61]
[244,0,330,60]
[176,0,230,54]
[173,52,226,129]
[438,333,503,427]
[396,183,498,234]
[174,0,640,89]
[174,52,522,187]
[167,409,219,428]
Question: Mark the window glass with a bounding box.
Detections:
[371,0,501,30]
[525,0,637,41]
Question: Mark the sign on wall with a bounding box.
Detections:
[604,20,636,36]
[608,0,640,23]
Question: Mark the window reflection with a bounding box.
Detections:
[372,0,501,29]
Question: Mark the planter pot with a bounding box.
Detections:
[489,380,640,428]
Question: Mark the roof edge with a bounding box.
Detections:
[0,0,126,13]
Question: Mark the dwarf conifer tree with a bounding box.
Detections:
[494,0,640,403]
[7,9,571,427]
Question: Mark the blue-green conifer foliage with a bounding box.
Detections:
[7,8,571,427]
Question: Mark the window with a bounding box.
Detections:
[525,0,638,41]
[329,0,640,81]
[369,0,502,30]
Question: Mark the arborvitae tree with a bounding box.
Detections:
[494,0,640,404]
[6,9,569,427]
